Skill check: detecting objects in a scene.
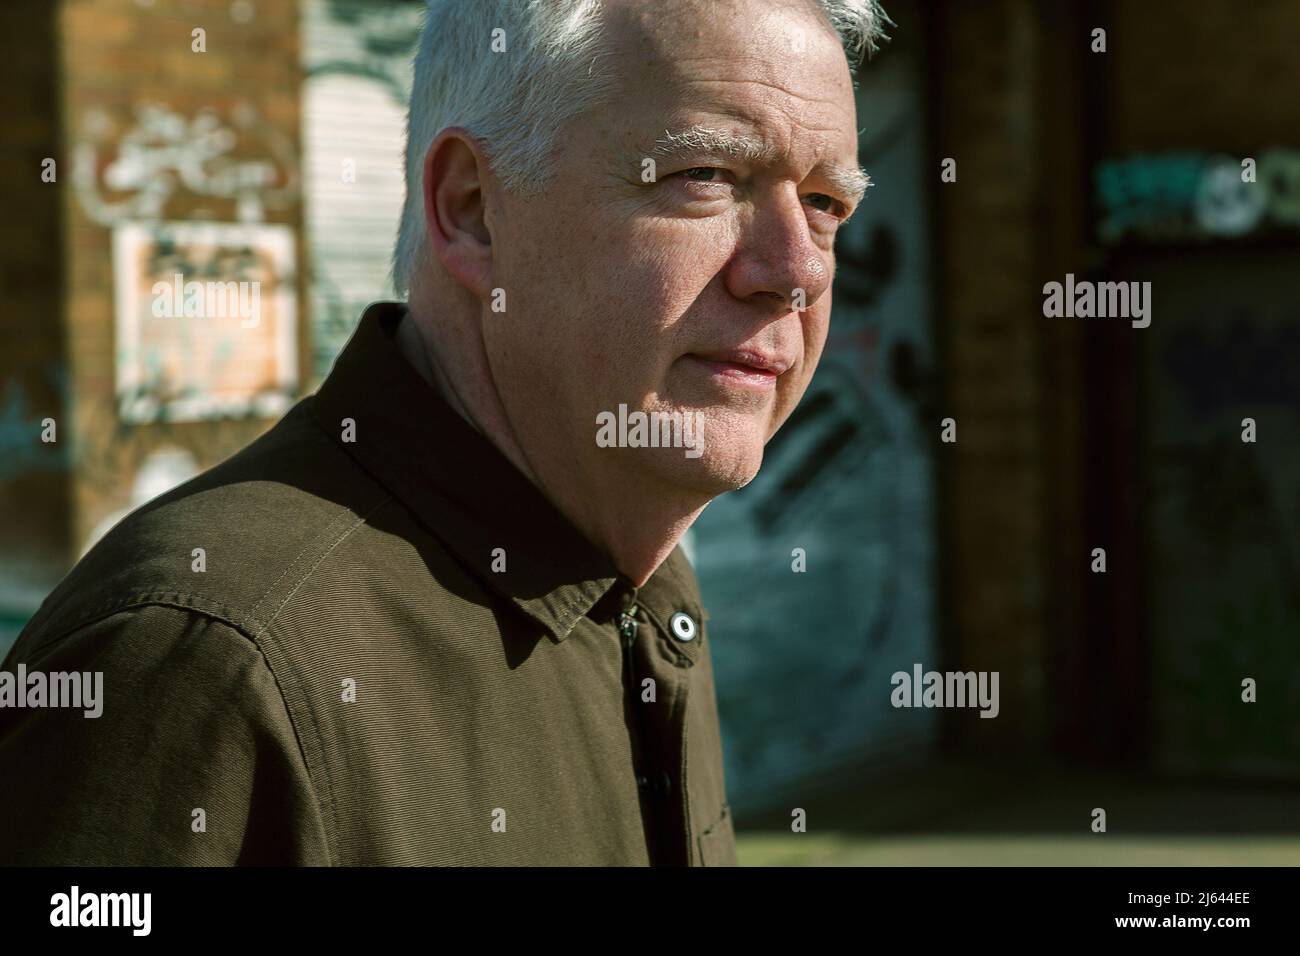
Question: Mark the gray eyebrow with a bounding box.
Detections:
[650,125,779,164]
[824,163,873,209]
[647,124,872,209]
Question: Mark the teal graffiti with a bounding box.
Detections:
[0,367,70,481]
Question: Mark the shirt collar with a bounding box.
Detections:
[310,301,703,645]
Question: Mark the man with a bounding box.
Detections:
[0,0,884,865]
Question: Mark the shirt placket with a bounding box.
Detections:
[618,584,693,866]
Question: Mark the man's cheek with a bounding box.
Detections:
[773,367,812,430]
[806,302,832,344]
[576,335,629,398]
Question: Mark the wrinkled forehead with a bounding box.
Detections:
[594,0,858,151]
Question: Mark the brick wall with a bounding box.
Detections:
[934,0,1074,755]
[0,0,308,620]
[935,0,1300,763]
[0,1,72,629]
[59,0,306,552]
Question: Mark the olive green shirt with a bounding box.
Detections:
[0,302,737,866]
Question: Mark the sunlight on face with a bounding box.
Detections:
[484,0,861,496]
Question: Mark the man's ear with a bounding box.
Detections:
[422,126,494,300]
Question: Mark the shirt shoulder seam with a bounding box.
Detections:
[237,492,393,637]
[233,491,394,864]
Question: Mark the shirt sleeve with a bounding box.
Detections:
[0,604,331,865]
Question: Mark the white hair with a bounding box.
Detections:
[391,0,890,296]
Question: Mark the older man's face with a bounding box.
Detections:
[483,0,862,495]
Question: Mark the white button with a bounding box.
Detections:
[669,611,697,641]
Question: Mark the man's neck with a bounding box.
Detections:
[394,303,477,434]
[394,305,702,586]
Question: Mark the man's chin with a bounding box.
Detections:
[641,443,764,498]
[598,402,770,495]
[690,412,771,491]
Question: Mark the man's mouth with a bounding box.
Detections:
[686,349,791,390]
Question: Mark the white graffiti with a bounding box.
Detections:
[73,102,299,227]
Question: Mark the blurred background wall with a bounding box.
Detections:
[1,0,1296,862]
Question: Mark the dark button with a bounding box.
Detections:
[636,771,673,795]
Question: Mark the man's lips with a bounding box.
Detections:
[691,349,791,374]
[686,349,792,388]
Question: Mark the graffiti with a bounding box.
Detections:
[73,102,300,227]
[113,221,298,424]
[1096,148,1300,244]
[0,364,219,564]
[834,223,901,319]
[310,0,425,105]
[303,0,425,381]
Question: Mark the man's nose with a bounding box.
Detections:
[724,189,833,313]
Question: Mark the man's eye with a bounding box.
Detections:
[804,193,846,218]
[679,167,729,184]
[671,173,846,221]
